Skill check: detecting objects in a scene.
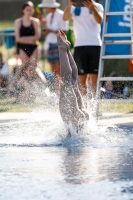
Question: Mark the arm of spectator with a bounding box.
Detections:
[43,29,67,36]
[23,19,40,41]
[15,19,34,44]
[63,1,76,21]
[83,0,103,24]
[43,29,57,36]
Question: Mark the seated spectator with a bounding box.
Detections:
[0,53,10,88]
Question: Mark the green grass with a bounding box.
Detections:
[0,21,14,29]
[0,45,16,61]
[0,96,133,113]
[100,102,133,113]
[0,97,46,112]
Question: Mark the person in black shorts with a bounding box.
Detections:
[63,0,104,96]
[74,46,101,75]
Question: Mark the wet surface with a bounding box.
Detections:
[0,111,133,200]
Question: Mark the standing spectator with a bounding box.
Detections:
[0,53,10,88]
[38,0,68,92]
[15,1,40,69]
[63,0,103,97]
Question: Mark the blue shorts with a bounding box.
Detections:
[47,43,59,63]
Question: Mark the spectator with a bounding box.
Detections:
[38,0,68,92]
[0,53,10,88]
[63,0,104,97]
[14,1,40,69]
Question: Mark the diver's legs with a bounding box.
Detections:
[67,50,89,120]
[57,33,85,128]
[67,50,85,110]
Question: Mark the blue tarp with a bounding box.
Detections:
[102,0,131,55]
[4,29,15,49]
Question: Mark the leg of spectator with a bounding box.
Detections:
[79,74,88,96]
[50,63,60,93]
[50,62,60,92]
[30,48,39,66]
[19,49,30,68]
[89,74,98,98]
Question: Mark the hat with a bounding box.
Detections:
[38,0,60,8]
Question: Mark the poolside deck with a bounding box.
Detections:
[0,112,132,126]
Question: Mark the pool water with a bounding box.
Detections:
[0,111,133,200]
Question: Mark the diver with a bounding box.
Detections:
[57,30,89,136]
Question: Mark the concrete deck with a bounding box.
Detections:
[0,112,132,126]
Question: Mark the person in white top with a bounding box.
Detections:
[0,53,10,88]
[38,0,68,91]
[63,0,104,96]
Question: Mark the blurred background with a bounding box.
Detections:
[0,0,132,77]
[0,0,102,21]
[0,0,133,111]
[0,0,103,68]
[0,0,132,78]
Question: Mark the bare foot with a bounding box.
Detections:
[57,30,70,50]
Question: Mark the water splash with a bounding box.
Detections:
[0,109,132,148]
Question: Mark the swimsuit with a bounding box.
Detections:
[17,19,37,57]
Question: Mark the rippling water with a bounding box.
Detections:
[0,110,133,200]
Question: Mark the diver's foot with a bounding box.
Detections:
[57,31,70,51]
